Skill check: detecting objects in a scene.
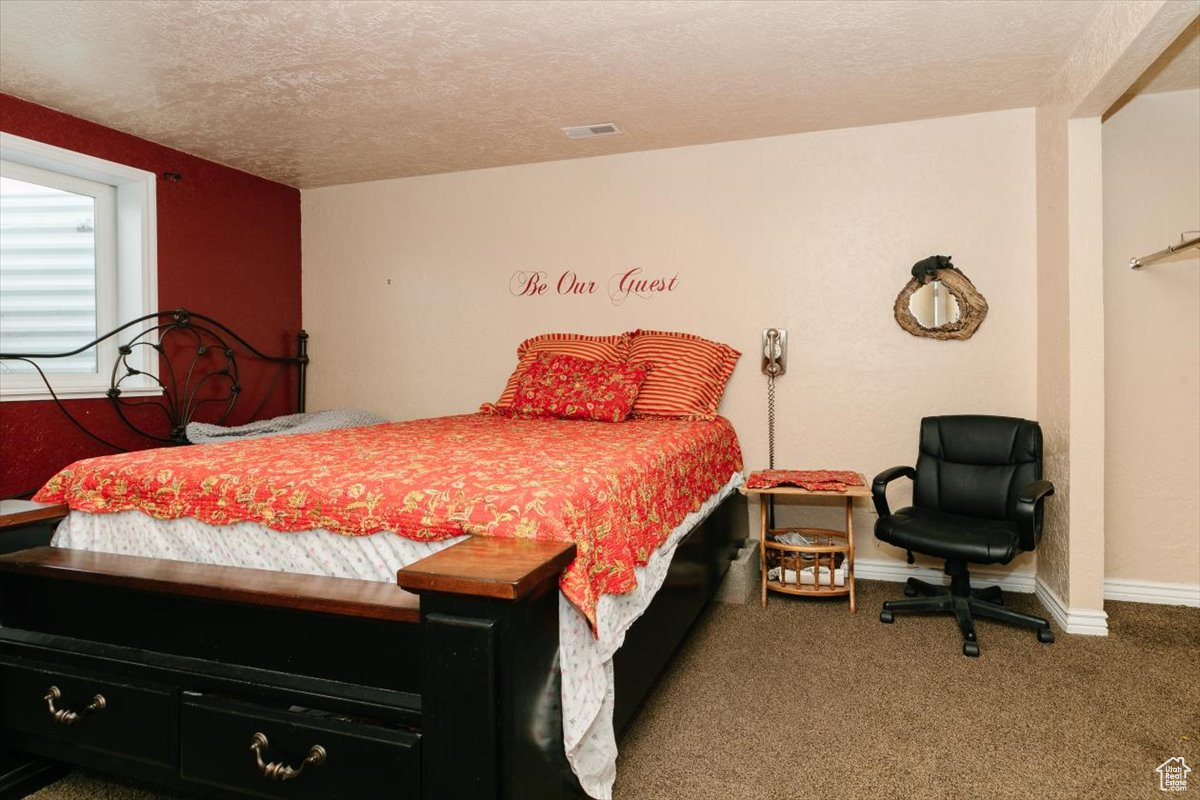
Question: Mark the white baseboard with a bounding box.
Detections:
[853,561,1199,631]
[854,558,1110,635]
[1104,577,1200,607]
[854,558,1036,594]
[1034,578,1109,636]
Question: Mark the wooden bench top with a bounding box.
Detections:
[0,547,421,623]
[0,500,69,530]
[0,535,577,618]
[397,536,576,600]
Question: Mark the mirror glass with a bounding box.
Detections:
[907,280,961,328]
[894,262,987,340]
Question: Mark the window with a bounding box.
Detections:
[0,132,157,400]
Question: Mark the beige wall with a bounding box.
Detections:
[1034,102,1074,604]
[1103,88,1200,587]
[303,108,1039,570]
[1031,0,1195,625]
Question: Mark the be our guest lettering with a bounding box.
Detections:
[508,268,678,306]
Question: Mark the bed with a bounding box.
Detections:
[0,313,748,800]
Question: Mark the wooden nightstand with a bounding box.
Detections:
[0,499,68,555]
[740,473,870,612]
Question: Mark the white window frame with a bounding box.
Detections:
[2,160,118,382]
[0,132,158,401]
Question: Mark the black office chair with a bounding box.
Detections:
[873,415,1056,657]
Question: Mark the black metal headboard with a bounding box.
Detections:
[0,308,308,448]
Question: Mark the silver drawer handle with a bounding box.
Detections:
[250,732,327,781]
[44,685,106,725]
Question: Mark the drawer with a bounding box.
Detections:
[0,657,175,769]
[180,693,420,800]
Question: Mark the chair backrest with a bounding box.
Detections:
[913,415,1043,521]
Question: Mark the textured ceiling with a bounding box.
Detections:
[0,0,1154,188]
[1104,15,1199,123]
[1139,15,1200,93]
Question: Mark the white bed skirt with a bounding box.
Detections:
[52,471,743,800]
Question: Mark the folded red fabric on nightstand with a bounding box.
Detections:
[745,469,864,492]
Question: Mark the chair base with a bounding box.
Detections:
[880,571,1054,657]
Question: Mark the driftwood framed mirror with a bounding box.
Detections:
[894,255,988,340]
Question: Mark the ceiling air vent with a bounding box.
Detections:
[561,123,623,140]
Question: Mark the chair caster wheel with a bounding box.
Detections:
[880,610,894,624]
[1038,628,1055,644]
[963,641,980,657]
[904,584,918,597]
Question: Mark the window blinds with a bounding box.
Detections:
[0,175,99,373]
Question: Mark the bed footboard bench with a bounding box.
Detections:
[0,536,583,799]
[0,546,429,799]
[0,491,744,799]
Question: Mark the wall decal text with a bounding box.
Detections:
[509,268,678,306]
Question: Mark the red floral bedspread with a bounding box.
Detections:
[36,414,743,628]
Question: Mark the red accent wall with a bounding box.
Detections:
[0,94,302,498]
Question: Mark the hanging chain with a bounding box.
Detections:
[766,371,777,532]
[767,372,776,470]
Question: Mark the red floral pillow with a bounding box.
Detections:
[489,332,631,411]
[508,353,649,422]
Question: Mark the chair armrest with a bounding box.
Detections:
[872,466,916,518]
[1015,479,1055,551]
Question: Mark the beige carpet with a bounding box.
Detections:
[27,580,1200,800]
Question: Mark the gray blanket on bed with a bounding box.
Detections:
[185,408,389,444]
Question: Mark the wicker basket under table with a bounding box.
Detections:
[740,475,870,613]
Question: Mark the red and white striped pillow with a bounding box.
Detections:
[489,332,632,410]
[626,329,740,420]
